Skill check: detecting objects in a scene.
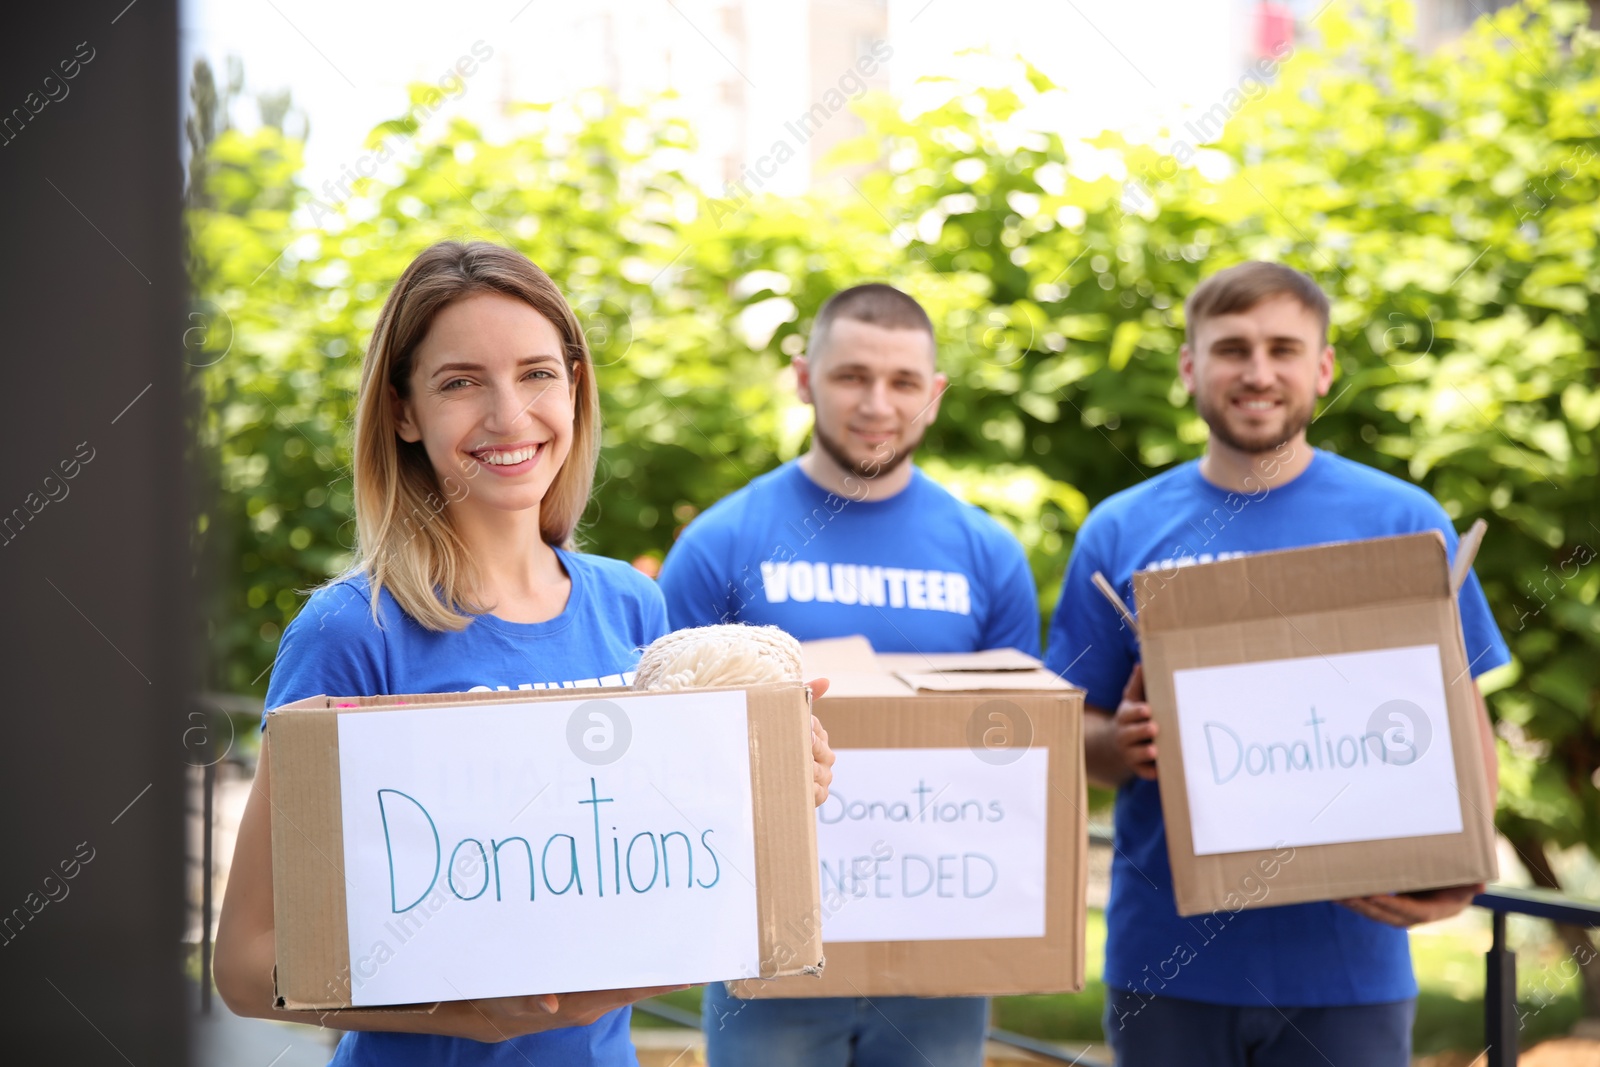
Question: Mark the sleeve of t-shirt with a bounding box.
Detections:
[264,579,388,713]
[1044,517,1137,712]
[979,532,1042,657]
[262,581,389,725]
[657,528,732,630]
[1457,569,1509,677]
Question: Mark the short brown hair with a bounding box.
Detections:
[808,283,935,361]
[1184,262,1330,346]
[352,240,600,631]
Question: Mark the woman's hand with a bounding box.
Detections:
[424,984,690,1042]
[806,677,835,807]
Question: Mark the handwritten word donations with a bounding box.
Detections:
[379,777,722,913]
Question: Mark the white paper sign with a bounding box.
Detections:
[1173,644,1461,856]
[814,747,1049,943]
[335,691,760,1006]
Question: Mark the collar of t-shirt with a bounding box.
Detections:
[786,459,926,512]
[1181,447,1328,504]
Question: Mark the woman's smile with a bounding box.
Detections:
[468,440,547,475]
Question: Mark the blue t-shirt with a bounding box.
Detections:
[1044,450,1510,1008]
[264,547,669,1067]
[657,461,1040,656]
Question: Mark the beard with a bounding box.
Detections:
[813,420,926,482]
[1195,390,1317,455]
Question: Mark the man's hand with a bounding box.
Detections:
[807,678,835,807]
[1337,884,1483,928]
[1113,663,1158,781]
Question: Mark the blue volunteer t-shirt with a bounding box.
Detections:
[263,546,669,1067]
[1045,449,1510,1009]
[657,461,1040,655]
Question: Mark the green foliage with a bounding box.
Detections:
[190,0,1599,878]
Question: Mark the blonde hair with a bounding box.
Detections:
[351,240,601,631]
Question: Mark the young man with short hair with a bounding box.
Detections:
[1045,261,1508,1067]
[659,283,1039,1067]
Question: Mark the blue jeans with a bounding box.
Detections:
[702,983,989,1067]
[1103,989,1417,1067]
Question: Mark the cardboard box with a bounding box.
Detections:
[267,682,823,1010]
[731,637,1086,999]
[1101,526,1498,917]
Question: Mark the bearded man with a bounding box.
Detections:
[1045,261,1508,1067]
[659,282,1038,1067]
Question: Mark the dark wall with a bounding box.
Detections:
[0,1,188,1062]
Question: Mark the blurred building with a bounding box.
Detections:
[802,0,893,187]
[193,0,1597,207]
[1415,0,1600,49]
[1210,0,1600,117]
[491,0,889,197]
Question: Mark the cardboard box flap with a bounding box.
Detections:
[819,670,919,699]
[895,669,1076,693]
[797,639,1065,696]
[1135,531,1451,633]
[801,636,879,677]
[875,648,1044,673]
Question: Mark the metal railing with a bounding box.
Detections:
[986,1027,1109,1064]
[1475,886,1600,1067]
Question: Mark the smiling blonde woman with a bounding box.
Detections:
[214,240,834,1066]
